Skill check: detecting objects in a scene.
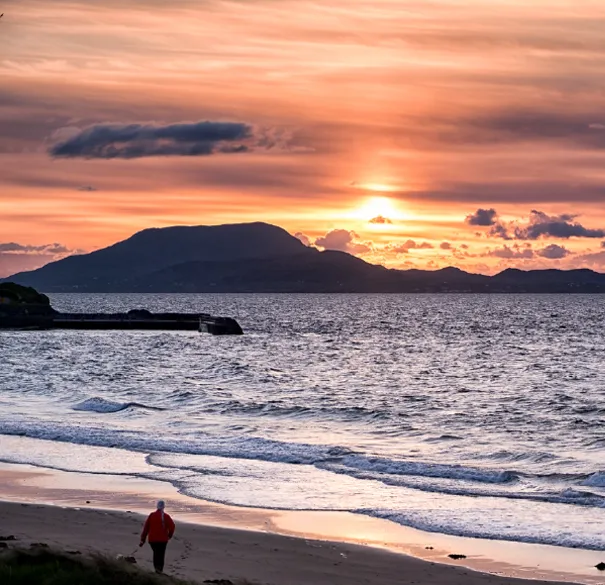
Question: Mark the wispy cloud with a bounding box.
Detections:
[0,242,73,254]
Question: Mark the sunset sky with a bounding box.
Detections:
[3,0,605,276]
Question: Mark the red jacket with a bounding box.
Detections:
[141,510,175,543]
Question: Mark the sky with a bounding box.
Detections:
[2,0,605,276]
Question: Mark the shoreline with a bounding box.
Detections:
[0,461,602,584]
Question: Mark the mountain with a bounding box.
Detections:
[6,222,605,292]
[8,223,307,291]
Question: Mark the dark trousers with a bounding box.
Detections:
[149,541,168,572]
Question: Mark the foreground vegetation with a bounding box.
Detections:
[0,549,195,585]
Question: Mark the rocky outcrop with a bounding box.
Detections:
[0,282,243,335]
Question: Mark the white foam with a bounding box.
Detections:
[361,506,605,551]
[0,418,346,465]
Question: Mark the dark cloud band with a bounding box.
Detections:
[49,121,257,159]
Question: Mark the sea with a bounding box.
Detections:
[1,293,605,551]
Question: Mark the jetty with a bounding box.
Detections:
[0,283,243,335]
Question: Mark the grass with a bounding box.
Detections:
[0,549,196,585]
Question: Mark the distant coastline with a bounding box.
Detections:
[4,222,605,293]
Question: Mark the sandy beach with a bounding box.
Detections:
[0,500,578,585]
[0,462,600,585]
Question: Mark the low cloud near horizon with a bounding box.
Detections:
[467,208,605,241]
[0,242,82,278]
[314,229,372,255]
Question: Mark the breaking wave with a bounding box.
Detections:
[72,397,165,414]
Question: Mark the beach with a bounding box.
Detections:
[2,294,605,584]
[0,500,576,585]
[0,462,601,585]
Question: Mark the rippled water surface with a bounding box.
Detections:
[1,294,605,549]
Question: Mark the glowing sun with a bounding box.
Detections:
[355,196,401,224]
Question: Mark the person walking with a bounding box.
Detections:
[140,500,176,574]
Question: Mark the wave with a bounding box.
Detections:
[1,418,603,512]
[581,472,605,487]
[474,450,560,464]
[200,399,392,422]
[319,461,605,508]
[357,509,605,551]
[330,454,519,484]
[72,397,165,414]
[0,419,353,465]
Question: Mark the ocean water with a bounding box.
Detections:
[1,293,605,550]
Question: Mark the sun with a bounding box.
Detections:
[354,196,401,224]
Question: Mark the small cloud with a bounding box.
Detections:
[466,208,498,227]
[440,242,453,250]
[78,185,98,192]
[537,244,572,259]
[518,210,605,239]
[294,232,311,247]
[489,222,512,240]
[390,240,434,254]
[315,229,372,255]
[489,210,605,240]
[486,245,534,259]
[369,215,392,225]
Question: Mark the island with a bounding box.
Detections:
[0,283,243,335]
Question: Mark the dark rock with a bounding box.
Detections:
[0,283,51,306]
[448,554,467,560]
[67,550,82,555]
[596,562,605,571]
[203,581,234,585]
[0,536,16,541]
[30,543,49,548]
[0,543,8,549]
[86,501,91,504]
[425,546,434,550]
[124,556,137,564]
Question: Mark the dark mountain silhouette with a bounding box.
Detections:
[6,222,605,292]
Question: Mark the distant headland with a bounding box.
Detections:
[4,222,605,293]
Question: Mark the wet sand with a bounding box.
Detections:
[0,462,599,585]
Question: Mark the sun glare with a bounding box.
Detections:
[360,183,396,193]
[353,196,403,225]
